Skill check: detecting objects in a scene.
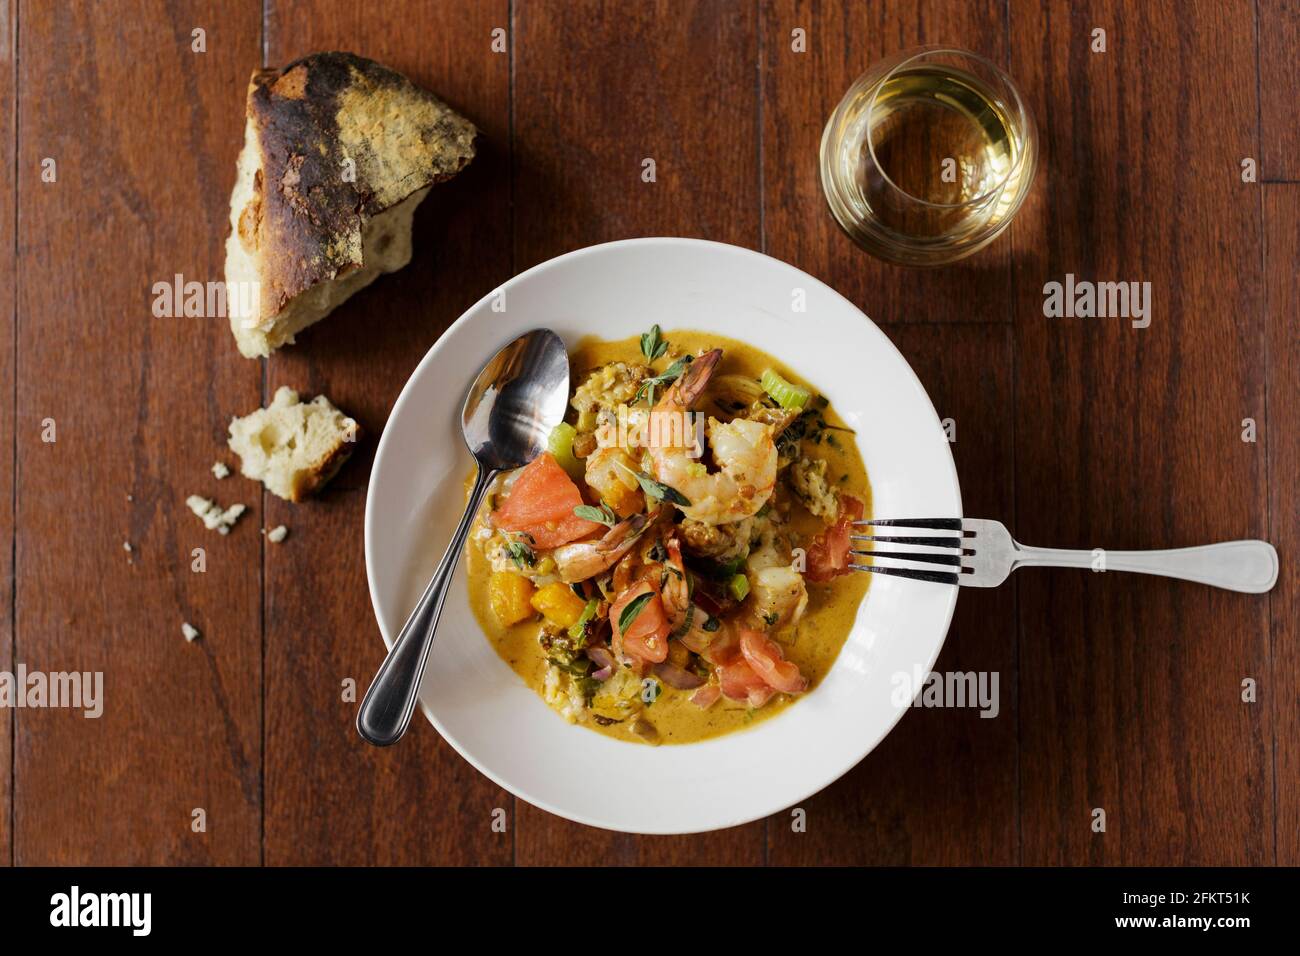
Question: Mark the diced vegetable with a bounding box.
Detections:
[492,453,603,548]
[728,572,751,601]
[611,581,671,664]
[488,571,536,626]
[547,423,585,480]
[806,495,865,582]
[760,368,811,410]
[531,581,589,628]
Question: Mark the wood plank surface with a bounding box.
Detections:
[0,0,14,866]
[13,0,264,864]
[511,0,766,864]
[1010,0,1271,865]
[261,0,514,865]
[513,0,761,271]
[1264,185,1299,864]
[1258,0,1300,180]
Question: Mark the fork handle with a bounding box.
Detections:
[1014,539,1278,593]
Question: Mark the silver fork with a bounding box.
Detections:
[850,518,1279,593]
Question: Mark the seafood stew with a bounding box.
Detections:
[465,328,871,744]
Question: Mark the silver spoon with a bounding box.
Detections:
[357,328,571,746]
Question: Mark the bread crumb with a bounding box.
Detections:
[182,622,201,642]
[212,461,230,479]
[122,541,132,552]
[186,494,247,534]
[267,525,289,543]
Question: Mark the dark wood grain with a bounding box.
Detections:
[761,0,1012,324]
[1010,0,1271,865]
[1264,185,1299,864]
[511,0,766,864]
[261,0,514,865]
[14,0,264,864]
[512,0,761,271]
[1259,0,1300,181]
[0,0,15,866]
[767,326,1019,864]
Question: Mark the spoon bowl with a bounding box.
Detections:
[356,328,571,746]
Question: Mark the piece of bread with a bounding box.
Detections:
[228,386,361,502]
[225,51,477,358]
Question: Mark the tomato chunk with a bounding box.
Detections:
[611,581,671,664]
[805,494,864,583]
[492,453,604,548]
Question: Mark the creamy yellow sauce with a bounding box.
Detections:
[465,330,871,744]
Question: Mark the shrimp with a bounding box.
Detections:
[660,537,722,653]
[646,349,778,526]
[747,566,809,630]
[744,522,808,630]
[552,512,650,583]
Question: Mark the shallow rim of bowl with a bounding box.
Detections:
[364,237,961,833]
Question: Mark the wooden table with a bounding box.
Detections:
[1,0,1295,866]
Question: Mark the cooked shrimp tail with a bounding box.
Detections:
[553,512,650,582]
[660,348,722,411]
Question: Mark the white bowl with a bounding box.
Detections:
[365,238,961,834]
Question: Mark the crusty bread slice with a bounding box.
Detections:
[228,386,361,502]
[225,51,476,358]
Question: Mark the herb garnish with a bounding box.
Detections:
[573,501,618,528]
[504,533,536,570]
[633,354,693,406]
[567,599,600,647]
[617,591,655,634]
[640,324,669,362]
[548,656,591,678]
[615,462,692,507]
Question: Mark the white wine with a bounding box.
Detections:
[821,49,1036,266]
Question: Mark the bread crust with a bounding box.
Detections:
[289,423,362,502]
[236,51,477,322]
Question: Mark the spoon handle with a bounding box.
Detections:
[357,463,498,746]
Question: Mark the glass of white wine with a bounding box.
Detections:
[820,46,1037,267]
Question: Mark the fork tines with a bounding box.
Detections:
[849,517,970,585]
